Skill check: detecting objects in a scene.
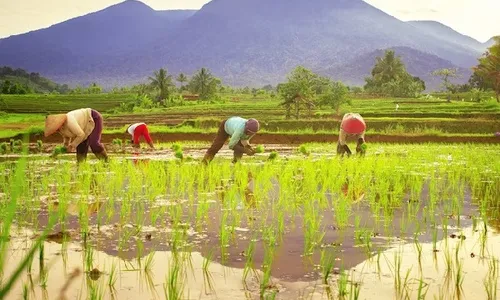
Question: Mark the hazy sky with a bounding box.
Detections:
[0,0,498,42]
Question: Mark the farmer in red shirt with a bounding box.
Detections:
[126,123,154,149]
[337,113,367,156]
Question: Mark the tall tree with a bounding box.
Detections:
[318,80,351,115]
[364,50,425,97]
[473,36,500,102]
[188,68,221,100]
[278,66,319,119]
[432,68,458,102]
[149,68,174,101]
[176,73,188,92]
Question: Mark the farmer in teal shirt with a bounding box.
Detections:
[202,117,260,164]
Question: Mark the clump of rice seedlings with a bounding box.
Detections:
[171,143,183,152]
[254,145,265,153]
[0,142,8,154]
[175,150,184,160]
[51,145,67,158]
[268,151,278,161]
[163,257,184,300]
[36,140,43,152]
[12,139,23,153]
[298,144,311,156]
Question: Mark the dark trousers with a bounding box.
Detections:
[204,120,244,162]
[76,109,106,161]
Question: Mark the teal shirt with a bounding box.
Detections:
[225,117,251,149]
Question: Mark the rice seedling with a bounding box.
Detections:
[254,145,265,153]
[268,151,278,160]
[298,144,311,156]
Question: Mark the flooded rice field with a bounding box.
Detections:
[0,143,499,299]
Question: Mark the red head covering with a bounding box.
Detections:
[341,114,366,134]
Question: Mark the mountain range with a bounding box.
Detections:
[0,0,494,89]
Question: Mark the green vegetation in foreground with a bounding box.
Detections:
[0,144,499,298]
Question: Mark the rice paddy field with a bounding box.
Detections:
[1,142,499,300]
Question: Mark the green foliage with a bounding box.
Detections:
[36,140,43,152]
[318,80,351,115]
[278,66,321,119]
[86,82,102,94]
[174,150,184,160]
[11,140,23,153]
[432,68,458,94]
[473,37,500,102]
[171,143,183,152]
[298,144,311,156]
[0,142,8,154]
[51,145,67,157]
[268,151,278,160]
[364,50,425,97]
[149,68,175,102]
[0,66,69,94]
[254,145,265,153]
[176,73,188,91]
[188,68,221,100]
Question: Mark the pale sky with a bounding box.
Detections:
[0,0,498,42]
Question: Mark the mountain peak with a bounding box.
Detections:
[99,0,154,15]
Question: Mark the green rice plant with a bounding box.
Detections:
[108,262,118,290]
[484,258,498,300]
[50,145,67,158]
[254,145,265,153]
[171,143,183,152]
[320,249,335,284]
[268,151,278,161]
[0,154,56,298]
[243,238,257,282]
[36,140,43,152]
[298,144,311,156]
[0,142,8,154]
[338,270,349,299]
[11,139,23,153]
[163,256,184,300]
[202,249,215,295]
[174,150,184,160]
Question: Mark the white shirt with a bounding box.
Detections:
[127,123,145,136]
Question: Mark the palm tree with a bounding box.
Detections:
[372,50,406,83]
[149,68,174,101]
[189,68,219,100]
[176,73,188,92]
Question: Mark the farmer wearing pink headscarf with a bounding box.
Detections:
[202,117,260,164]
[337,113,367,156]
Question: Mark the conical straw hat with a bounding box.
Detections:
[44,114,67,137]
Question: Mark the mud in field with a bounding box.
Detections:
[5,132,500,145]
[16,168,479,284]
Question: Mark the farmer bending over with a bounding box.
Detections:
[44,108,108,162]
[126,123,154,149]
[202,117,260,164]
[337,113,367,157]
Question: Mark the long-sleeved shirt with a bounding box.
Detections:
[57,108,95,148]
[339,113,365,145]
[224,117,253,149]
[128,123,153,145]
